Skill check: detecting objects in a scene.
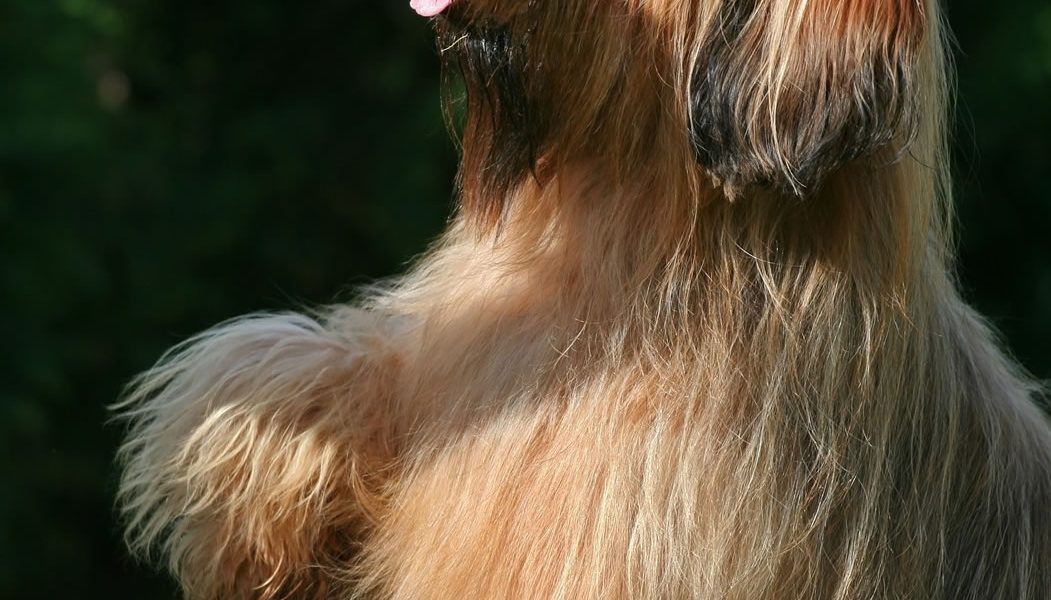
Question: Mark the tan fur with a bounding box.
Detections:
[117,1,1051,598]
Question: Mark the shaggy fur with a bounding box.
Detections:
[116,1,1051,598]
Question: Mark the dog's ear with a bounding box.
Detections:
[435,3,548,224]
[690,0,928,198]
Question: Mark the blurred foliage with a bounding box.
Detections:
[0,1,1048,598]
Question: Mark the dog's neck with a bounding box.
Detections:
[461,161,945,311]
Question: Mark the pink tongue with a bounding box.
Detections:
[410,0,453,17]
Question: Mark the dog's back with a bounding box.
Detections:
[350,191,1051,599]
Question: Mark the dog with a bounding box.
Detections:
[117,0,1051,598]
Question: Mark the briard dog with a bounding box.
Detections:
[117,0,1051,598]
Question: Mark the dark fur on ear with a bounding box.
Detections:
[690,0,927,198]
[434,2,671,226]
[436,7,548,224]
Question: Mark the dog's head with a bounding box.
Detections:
[426,0,933,219]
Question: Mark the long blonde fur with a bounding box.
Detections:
[117,1,1051,598]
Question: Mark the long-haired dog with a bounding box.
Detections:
[116,0,1051,598]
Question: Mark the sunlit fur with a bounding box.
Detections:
[116,0,1051,598]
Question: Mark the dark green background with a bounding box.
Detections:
[1,1,1048,598]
